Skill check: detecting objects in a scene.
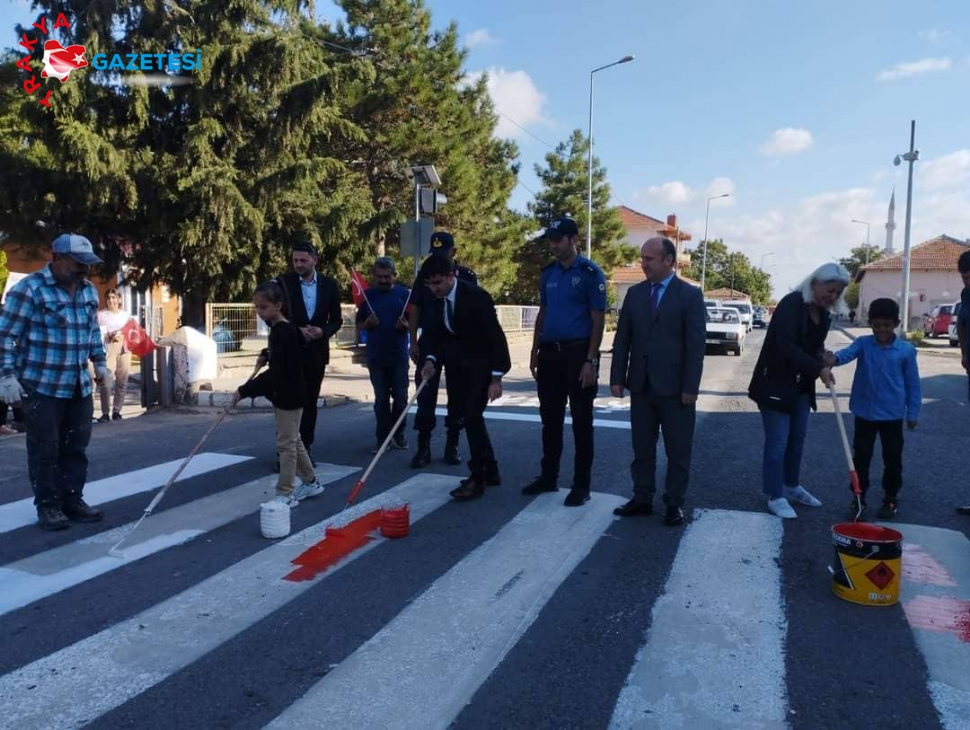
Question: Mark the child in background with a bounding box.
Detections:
[232,281,325,506]
[824,298,921,519]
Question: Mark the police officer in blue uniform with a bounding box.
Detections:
[522,216,607,506]
[408,231,486,471]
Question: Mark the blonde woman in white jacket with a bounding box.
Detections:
[96,289,134,422]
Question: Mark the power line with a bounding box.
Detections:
[497,113,554,149]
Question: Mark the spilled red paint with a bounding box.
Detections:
[284,510,383,582]
[903,595,970,643]
[902,543,957,587]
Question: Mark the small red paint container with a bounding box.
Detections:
[380,502,410,539]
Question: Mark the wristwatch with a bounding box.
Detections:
[586,358,599,365]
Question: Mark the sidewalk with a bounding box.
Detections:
[835,324,961,357]
[195,331,617,410]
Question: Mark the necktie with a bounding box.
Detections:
[446,298,455,333]
[650,282,662,317]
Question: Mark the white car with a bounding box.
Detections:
[721,301,754,332]
[949,302,962,347]
[705,307,745,355]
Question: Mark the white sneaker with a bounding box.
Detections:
[272,494,297,508]
[292,480,325,502]
[767,497,797,519]
[784,485,822,507]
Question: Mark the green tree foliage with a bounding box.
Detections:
[682,239,772,305]
[510,130,635,304]
[839,245,885,278]
[0,0,524,323]
[329,0,522,296]
[844,281,860,309]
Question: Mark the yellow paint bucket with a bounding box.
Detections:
[830,522,903,606]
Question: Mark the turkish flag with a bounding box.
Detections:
[122,319,156,358]
[350,269,370,308]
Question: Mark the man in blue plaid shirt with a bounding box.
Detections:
[0,234,113,530]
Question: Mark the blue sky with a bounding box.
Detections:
[4,0,969,295]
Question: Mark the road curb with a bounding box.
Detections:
[192,392,355,410]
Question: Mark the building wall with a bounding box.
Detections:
[859,269,965,328]
[1,243,179,336]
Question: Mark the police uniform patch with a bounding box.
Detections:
[598,282,606,291]
[431,239,443,248]
[572,275,581,287]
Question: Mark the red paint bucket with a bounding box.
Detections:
[830,522,903,606]
[380,502,410,539]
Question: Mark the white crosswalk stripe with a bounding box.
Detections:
[2,454,969,729]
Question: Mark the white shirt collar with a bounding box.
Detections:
[300,272,317,286]
[445,279,458,305]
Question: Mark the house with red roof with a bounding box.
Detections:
[856,234,970,329]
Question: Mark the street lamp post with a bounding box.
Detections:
[761,252,775,270]
[586,54,635,260]
[893,120,919,335]
[700,193,731,293]
[851,218,871,265]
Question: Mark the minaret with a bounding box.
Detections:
[884,188,896,254]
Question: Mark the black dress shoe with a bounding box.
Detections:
[37,506,70,531]
[663,506,685,527]
[521,476,558,495]
[410,444,431,469]
[957,505,970,516]
[613,499,653,517]
[563,488,590,507]
[484,468,501,487]
[449,479,484,501]
[62,498,103,523]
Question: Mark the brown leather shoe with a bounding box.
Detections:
[449,479,485,501]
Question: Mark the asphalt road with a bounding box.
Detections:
[1,327,968,729]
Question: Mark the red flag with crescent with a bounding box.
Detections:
[121,319,156,358]
[350,269,370,308]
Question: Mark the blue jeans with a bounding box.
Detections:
[759,393,811,499]
[369,361,409,442]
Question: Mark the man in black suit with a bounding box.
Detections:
[419,255,511,501]
[276,243,343,461]
[609,237,706,526]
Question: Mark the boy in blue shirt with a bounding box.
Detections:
[824,298,921,519]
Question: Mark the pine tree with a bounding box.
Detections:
[330,0,523,296]
[512,129,635,304]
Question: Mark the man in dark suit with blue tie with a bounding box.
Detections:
[419,255,511,501]
[276,243,343,462]
[609,237,706,526]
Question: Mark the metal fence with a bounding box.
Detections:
[205,302,539,355]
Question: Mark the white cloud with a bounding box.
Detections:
[465,67,548,140]
[688,180,970,299]
[465,28,497,49]
[918,29,954,43]
[919,149,970,190]
[636,177,736,206]
[760,128,814,156]
[876,57,951,81]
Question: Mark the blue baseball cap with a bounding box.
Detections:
[539,216,579,239]
[51,233,102,265]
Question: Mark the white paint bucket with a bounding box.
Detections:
[260,501,291,539]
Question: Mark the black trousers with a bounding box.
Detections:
[853,416,903,500]
[412,338,463,436]
[300,357,326,449]
[629,388,696,508]
[537,343,596,489]
[452,364,496,482]
[24,388,93,508]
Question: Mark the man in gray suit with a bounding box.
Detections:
[609,237,706,526]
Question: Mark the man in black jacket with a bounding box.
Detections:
[408,231,478,469]
[419,255,510,501]
[276,243,343,461]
